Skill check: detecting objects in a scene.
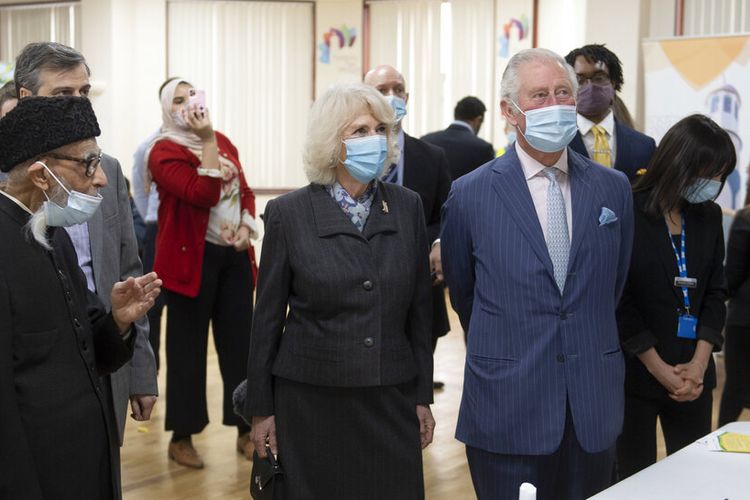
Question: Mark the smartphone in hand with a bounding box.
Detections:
[188,89,206,109]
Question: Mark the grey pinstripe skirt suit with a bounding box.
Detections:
[244,181,434,499]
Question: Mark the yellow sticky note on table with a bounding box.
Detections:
[717,432,750,453]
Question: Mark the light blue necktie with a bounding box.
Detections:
[542,167,570,293]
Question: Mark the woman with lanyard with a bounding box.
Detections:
[615,114,735,479]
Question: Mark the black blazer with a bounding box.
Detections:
[726,208,750,327]
[402,133,452,339]
[421,123,495,180]
[617,191,727,396]
[569,118,656,181]
[244,182,434,416]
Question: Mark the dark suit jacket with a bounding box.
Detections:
[726,208,750,326]
[617,191,727,397]
[442,147,634,454]
[0,194,133,499]
[244,182,434,417]
[569,118,656,181]
[421,123,495,180]
[403,133,452,339]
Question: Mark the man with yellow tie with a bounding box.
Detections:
[565,44,656,181]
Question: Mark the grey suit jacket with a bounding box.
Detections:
[93,155,158,443]
[244,182,434,417]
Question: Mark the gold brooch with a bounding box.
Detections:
[636,168,647,176]
[382,200,389,214]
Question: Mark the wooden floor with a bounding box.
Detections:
[121,304,749,499]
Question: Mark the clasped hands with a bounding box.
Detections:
[655,359,707,402]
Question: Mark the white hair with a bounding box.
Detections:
[500,48,579,108]
[303,83,399,185]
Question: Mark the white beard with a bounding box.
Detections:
[24,207,51,250]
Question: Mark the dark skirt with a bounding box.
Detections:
[273,377,424,500]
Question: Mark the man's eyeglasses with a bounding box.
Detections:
[576,72,611,86]
[48,152,103,177]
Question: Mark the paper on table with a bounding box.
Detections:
[704,432,750,453]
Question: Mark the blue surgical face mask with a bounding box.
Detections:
[342,135,388,183]
[683,178,722,204]
[512,102,578,153]
[385,95,407,122]
[39,161,103,227]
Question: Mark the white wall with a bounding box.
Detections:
[536,0,669,128]
[536,0,587,57]
[648,0,677,38]
[584,0,647,126]
[81,0,167,177]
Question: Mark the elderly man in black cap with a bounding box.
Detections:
[0,96,162,499]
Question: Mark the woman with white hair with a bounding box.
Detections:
[244,83,435,499]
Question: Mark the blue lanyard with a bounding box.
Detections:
[667,215,691,314]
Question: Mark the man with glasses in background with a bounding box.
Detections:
[565,44,656,181]
[14,42,157,499]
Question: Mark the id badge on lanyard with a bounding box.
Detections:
[669,216,697,340]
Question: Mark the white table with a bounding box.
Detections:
[589,422,750,500]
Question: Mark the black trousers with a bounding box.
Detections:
[719,325,750,426]
[143,222,165,371]
[466,403,614,500]
[164,242,253,435]
[617,388,712,480]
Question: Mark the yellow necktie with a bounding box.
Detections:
[591,125,612,167]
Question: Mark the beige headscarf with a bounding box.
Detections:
[144,78,223,191]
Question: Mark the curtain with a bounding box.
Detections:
[367,0,498,143]
[0,3,80,63]
[449,0,495,145]
[368,0,444,137]
[684,0,750,35]
[168,0,314,189]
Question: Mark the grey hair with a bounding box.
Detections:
[0,81,16,107]
[303,83,399,185]
[14,42,90,94]
[500,48,578,108]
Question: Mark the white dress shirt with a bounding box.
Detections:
[515,142,573,241]
[577,110,617,166]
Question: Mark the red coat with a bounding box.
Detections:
[148,131,257,297]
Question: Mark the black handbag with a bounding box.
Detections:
[250,444,283,500]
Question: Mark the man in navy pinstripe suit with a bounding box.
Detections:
[441,48,633,500]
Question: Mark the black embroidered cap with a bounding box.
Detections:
[0,96,100,172]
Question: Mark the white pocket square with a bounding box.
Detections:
[599,207,618,226]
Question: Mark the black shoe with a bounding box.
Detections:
[433,381,445,389]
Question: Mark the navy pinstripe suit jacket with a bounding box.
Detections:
[441,146,634,455]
